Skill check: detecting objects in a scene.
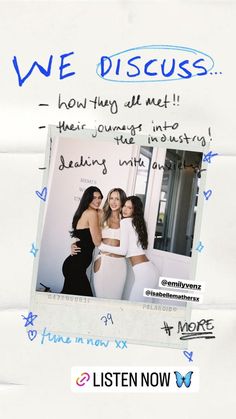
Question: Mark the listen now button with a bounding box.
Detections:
[71,367,199,393]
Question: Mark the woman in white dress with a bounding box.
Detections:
[99,196,158,303]
[93,188,127,299]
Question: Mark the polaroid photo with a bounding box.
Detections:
[30,126,208,349]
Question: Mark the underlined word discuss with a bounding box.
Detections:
[96,45,215,83]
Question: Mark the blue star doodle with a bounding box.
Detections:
[203,151,218,164]
[203,189,212,200]
[30,243,39,257]
[196,241,204,252]
[21,311,38,327]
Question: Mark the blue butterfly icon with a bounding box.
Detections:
[174,371,193,388]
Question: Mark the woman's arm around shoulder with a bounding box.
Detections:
[98,217,130,255]
[88,209,102,246]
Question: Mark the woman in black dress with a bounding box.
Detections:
[61,186,103,296]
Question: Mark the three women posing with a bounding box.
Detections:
[61,188,158,302]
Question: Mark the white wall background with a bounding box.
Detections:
[36,136,133,292]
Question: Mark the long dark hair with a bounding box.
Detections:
[125,196,148,249]
[71,186,103,237]
[101,188,126,227]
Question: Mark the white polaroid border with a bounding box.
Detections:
[30,126,209,349]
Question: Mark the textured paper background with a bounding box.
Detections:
[1,1,236,418]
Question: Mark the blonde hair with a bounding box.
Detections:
[101,188,126,227]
